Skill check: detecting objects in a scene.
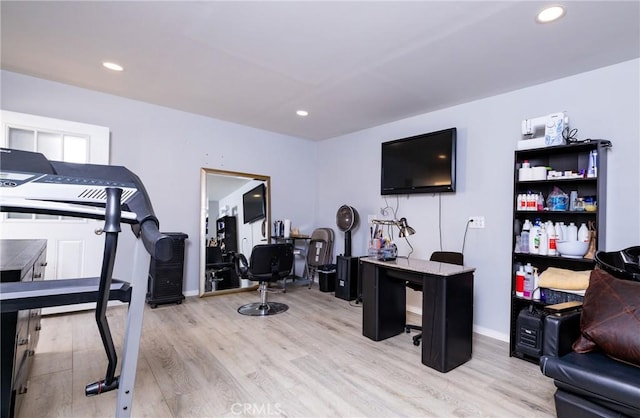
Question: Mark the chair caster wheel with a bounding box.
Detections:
[413,339,420,346]
[405,327,410,333]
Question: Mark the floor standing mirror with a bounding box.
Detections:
[200,168,271,296]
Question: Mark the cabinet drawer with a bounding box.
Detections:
[28,308,42,351]
[32,252,47,281]
[13,310,30,382]
[151,277,183,297]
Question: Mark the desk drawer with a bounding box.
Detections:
[386,268,423,285]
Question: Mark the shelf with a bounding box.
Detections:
[512,295,546,305]
[514,211,597,217]
[513,253,595,263]
[517,177,597,185]
[510,141,609,363]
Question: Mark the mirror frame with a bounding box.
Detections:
[199,168,271,297]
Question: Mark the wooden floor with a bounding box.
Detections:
[20,282,557,417]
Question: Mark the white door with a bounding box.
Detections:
[1,110,110,312]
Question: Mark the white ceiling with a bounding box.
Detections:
[1,1,639,141]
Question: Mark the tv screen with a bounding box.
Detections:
[242,183,266,224]
[381,127,456,195]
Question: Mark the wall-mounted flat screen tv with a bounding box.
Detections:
[242,183,266,224]
[381,127,457,195]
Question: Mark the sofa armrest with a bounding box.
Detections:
[543,310,582,357]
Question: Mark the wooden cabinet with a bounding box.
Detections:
[509,141,611,362]
[216,216,237,254]
[1,239,47,418]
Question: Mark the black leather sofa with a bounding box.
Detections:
[540,247,640,417]
[540,311,640,417]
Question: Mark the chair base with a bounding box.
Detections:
[237,302,289,316]
[405,324,423,346]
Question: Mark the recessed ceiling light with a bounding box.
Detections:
[102,61,124,72]
[296,110,309,117]
[536,6,565,23]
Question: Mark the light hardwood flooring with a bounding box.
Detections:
[19,282,557,417]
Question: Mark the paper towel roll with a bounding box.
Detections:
[284,219,291,238]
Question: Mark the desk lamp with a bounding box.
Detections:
[397,217,416,237]
[371,217,415,237]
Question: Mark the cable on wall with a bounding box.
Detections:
[461,219,471,256]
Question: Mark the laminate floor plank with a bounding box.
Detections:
[19,283,556,417]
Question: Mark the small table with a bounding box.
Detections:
[360,256,475,373]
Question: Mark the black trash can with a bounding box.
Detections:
[318,264,336,292]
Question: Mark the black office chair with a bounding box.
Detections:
[237,243,294,316]
[405,251,464,346]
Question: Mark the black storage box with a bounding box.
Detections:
[318,264,336,292]
[515,307,545,358]
[335,255,358,301]
[146,232,188,308]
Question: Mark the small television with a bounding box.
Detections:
[381,127,457,195]
[242,183,266,224]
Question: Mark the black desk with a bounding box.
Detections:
[360,257,475,373]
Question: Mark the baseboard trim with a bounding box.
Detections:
[406,305,509,342]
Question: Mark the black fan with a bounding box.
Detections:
[336,204,359,257]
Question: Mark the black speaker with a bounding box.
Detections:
[515,307,545,358]
[335,255,358,301]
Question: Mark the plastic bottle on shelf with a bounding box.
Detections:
[559,222,568,240]
[516,194,523,211]
[578,223,589,242]
[538,225,549,256]
[548,222,558,256]
[515,266,525,297]
[587,150,598,178]
[527,192,536,211]
[532,267,541,300]
[520,220,531,254]
[523,263,534,299]
[567,222,578,241]
[529,219,541,254]
[536,192,545,211]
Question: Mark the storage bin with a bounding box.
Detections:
[318,264,336,292]
[541,288,584,305]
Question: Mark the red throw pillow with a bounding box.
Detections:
[572,268,640,366]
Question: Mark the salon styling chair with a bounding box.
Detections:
[405,251,464,346]
[205,246,235,291]
[237,243,294,316]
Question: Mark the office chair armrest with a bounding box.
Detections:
[235,253,249,279]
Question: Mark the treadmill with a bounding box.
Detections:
[0,148,173,418]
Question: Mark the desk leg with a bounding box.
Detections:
[361,262,405,341]
[421,272,474,372]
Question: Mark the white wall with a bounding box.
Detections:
[2,59,638,339]
[316,59,640,340]
[1,70,318,295]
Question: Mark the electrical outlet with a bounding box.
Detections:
[469,216,485,229]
